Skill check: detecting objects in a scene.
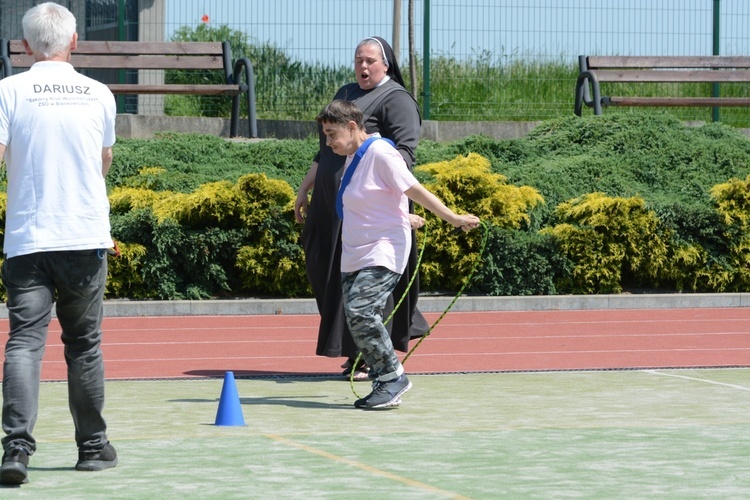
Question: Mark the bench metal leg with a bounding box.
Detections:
[232,57,257,138]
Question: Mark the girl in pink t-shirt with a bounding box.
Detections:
[316,99,480,409]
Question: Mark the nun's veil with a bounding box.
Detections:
[364,36,406,88]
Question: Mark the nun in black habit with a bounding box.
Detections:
[294,36,429,377]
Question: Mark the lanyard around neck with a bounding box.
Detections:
[335,136,395,220]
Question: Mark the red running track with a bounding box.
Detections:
[0,308,748,381]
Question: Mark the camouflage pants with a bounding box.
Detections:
[341,266,403,379]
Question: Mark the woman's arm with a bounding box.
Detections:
[294,161,318,223]
[379,88,421,168]
[101,146,113,176]
[405,183,480,231]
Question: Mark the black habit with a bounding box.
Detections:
[303,77,430,358]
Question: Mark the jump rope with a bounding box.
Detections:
[348,215,489,398]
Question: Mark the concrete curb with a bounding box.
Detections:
[3,293,746,319]
[79,293,750,317]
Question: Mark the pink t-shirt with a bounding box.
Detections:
[340,138,418,274]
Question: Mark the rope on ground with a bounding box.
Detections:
[401,220,488,365]
[349,217,489,398]
[348,212,429,396]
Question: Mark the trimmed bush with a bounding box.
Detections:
[106,242,151,298]
[544,193,670,294]
[3,113,750,299]
[415,153,544,290]
[709,174,750,290]
[234,173,309,297]
[106,172,306,299]
[470,227,572,296]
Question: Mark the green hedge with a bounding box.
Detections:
[1,113,749,299]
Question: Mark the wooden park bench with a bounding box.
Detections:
[0,39,257,138]
[575,55,750,116]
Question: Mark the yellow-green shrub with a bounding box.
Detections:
[415,153,544,290]
[109,187,174,215]
[709,174,750,289]
[236,173,297,227]
[544,192,669,293]
[106,242,153,298]
[107,173,307,298]
[152,181,242,228]
[233,173,309,296]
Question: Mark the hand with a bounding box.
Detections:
[453,214,480,232]
[294,191,309,224]
[408,213,425,230]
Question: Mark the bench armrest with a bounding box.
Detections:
[575,70,603,116]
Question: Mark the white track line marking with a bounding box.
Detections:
[36,332,749,347]
[391,348,750,356]
[91,318,750,331]
[39,344,750,356]
[420,332,750,339]
[95,331,748,338]
[36,348,750,364]
[645,369,750,391]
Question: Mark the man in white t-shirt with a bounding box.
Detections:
[0,2,117,485]
[316,99,480,409]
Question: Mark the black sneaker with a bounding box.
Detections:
[75,443,118,472]
[0,446,29,485]
[354,374,412,409]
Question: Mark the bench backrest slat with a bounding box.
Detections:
[593,69,750,83]
[8,40,223,56]
[588,55,750,69]
[6,40,225,70]
[596,70,750,83]
[108,84,241,96]
[9,54,224,70]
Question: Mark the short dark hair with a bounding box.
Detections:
[316,100,364,129]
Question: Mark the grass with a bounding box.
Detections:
[9,369,750,498]
[161,25,750,126]
[163,53,750,127]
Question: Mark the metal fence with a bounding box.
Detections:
[3,0,750,125]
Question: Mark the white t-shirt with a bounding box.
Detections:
[0,61,116,258]
[340,136,418,274]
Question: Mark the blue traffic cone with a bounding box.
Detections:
[214,371,247,426]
